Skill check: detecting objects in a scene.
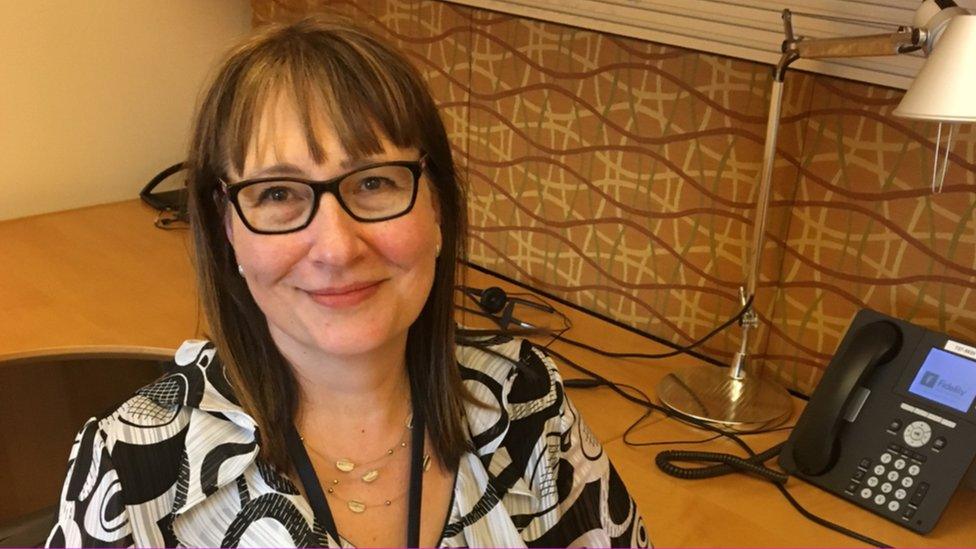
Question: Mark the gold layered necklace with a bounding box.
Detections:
[301,411,431,513]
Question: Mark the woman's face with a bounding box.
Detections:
[225,99,441,364]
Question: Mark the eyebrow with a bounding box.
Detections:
[243,157,382,179]
[246,163,306,178]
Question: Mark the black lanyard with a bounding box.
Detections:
[286,408,425,548]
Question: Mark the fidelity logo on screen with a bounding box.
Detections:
[920,371,966,396]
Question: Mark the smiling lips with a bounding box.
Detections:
[306,280,384,308]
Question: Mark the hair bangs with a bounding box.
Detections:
[218,32,424,177]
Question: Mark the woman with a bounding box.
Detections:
[47,17,647,548]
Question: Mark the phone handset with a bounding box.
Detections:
[792,321,903,476]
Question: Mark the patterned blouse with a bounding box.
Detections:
[46,336,649,547]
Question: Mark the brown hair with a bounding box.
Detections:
[185,16,469,471]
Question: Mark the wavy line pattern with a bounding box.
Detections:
[254,0,976,395]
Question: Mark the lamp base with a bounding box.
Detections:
[657,365,792,432]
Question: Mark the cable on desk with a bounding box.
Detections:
[655,443,788,483]
[555,295,752,360]
[153,210,189,230]
[456,284,752,363]
[772,483,892,548]
[548,346,892,548]
[567,379,731,446]
[457,290,891,547]
[544,346,756,454]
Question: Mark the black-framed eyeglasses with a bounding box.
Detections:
[219,156,426,234]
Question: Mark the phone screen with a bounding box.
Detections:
[908,348,976,413]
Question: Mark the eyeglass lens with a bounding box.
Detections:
[236,164,416,232]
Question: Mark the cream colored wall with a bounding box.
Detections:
[0,1,252,221]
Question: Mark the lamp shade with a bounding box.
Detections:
[894,15,976,122]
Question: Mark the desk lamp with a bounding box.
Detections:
[658,0,976,431]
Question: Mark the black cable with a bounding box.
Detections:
[566,375,888,548]
[461,261,727,368]
[554,295,753,360]
[567,379,728,447]
[543,346,757,454]
[623,408,724,447]
[457,288,889,546]
[655,443,789,483]
[544,345,891,548]
[153,210,189,230]
[773,483,892,548]
[458,283,752,362]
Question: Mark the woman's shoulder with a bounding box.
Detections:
[455,334,561,388]
[455,335,565,437]
[50,341,268,547]
[87,339,255,456]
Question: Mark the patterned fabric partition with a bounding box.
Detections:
[251,0,976,394]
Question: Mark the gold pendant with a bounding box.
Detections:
[347,499,367,513]
[361,469,379,483]
[336,458,355,472]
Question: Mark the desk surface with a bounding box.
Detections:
[2,199,974,547]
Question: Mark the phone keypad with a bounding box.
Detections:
[845,443,930,521]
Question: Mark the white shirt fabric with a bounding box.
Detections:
[46,337,649,547]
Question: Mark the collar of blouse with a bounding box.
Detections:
[141,338,542,520]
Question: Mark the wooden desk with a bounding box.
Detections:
[2,199,974,546]
[0,200,200,354]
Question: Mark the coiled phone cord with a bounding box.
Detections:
[543,346,893,548]
[457,287,893,548]
[655,443,789,483]
[654,441,891,547]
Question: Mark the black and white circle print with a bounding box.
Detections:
[168,340,241,407]
[46,337,650,547]
[83,467,128,542]
[170,341,213,408]
[56,424,134,547]
[201,440,260,497]
[221,494,321,548]
[571,400,604,461]
[256,460,300,495]
[174,339,214,369]
[117,391,184,429]
[460,365,509,452]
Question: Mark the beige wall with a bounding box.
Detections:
[0,1,252,221]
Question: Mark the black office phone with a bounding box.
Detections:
[779,308,976,534]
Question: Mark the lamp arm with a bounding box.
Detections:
[781,0,970,62]
[781,8,924,60]
[789,29,923,59]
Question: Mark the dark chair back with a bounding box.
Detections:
[0,346,173,547]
